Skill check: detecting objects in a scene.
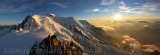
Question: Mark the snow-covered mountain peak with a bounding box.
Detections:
[0,14,130,55]
[18,14,41,30]
[18,14,72,36]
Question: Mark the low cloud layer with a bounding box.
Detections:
[95,25,115,31]
[119,35,158,54]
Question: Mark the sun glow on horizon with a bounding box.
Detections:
[113,14,122,21]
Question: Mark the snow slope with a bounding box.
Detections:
[0,26,12,37]
[0,14,129,55]
[0,14,74,55]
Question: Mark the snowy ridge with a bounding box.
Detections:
[0,14,129,55]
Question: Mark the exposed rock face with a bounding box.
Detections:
[29,34,84,55]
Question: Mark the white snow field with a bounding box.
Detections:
[0,14,129,55]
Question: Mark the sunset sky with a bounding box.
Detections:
[0,0,160,25]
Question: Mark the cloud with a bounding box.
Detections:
[115,1,142,14]
[0,0,47,13]
[86,8,100,12]
[97,0,160,16]
[101,0,115,5]
[117,1,133,14]
[121,35,141,48]
[88,1,133,14]
[100,8,115,13]
[49,2,70,8]
[102,26,115,31]
[133,3,139,4]
[117,1,160,15]
[119,35,158,54]
[139,3,160,14]
[87,8,116,13]
[96,25,115,31]
[142,45,157,53]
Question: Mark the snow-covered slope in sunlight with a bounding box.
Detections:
[0,14,74,55]
[0,29,49,55]
[0,14,129,55]
[49,14,129,55]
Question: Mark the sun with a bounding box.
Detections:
[113,14,122,21]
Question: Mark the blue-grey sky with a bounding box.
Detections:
[0,0,160,25]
